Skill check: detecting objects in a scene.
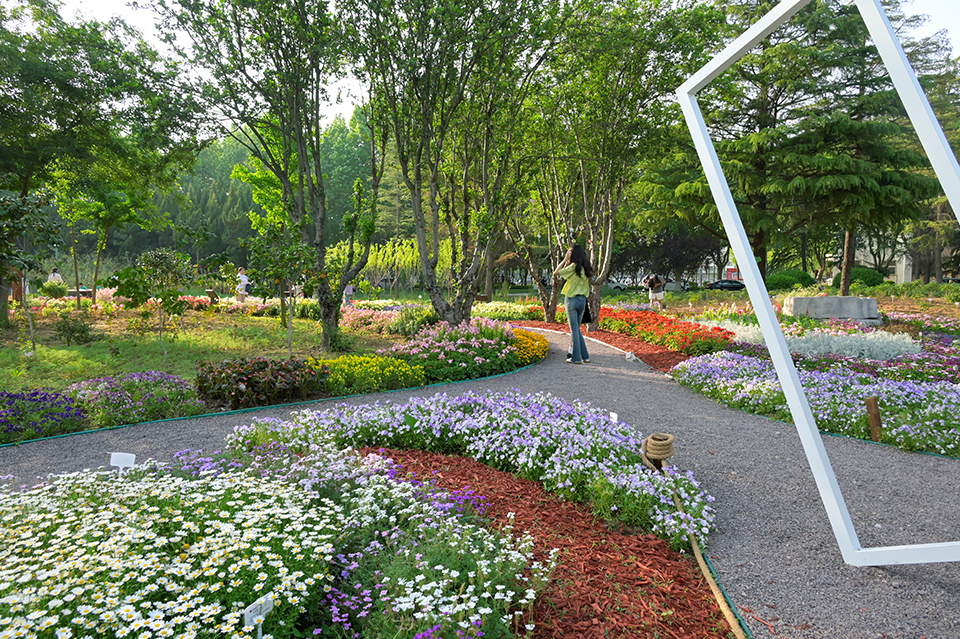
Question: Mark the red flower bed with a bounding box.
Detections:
[597,309,734,356]
[521,307,733,357]
[511,321,689,373]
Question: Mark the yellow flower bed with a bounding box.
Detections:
[311,355,426,396]
[513,328,550,366]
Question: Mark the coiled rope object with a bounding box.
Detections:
[643,432,749,639]
[641,432,675,470]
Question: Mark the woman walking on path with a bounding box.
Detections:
[553,244,594,364]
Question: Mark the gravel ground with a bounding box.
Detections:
[2,329,959,639]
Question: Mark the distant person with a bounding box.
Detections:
[644,273,666,311]
[553,244,594,364]
[47,267,64,284]
[236,267,249,303]
[342,282,355,307]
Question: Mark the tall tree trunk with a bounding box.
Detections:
[72,226,81,311]
[934,230,944,282]
[839,227,856,296]
[485,246,494,298]
[800,232,808,273]
[0,273,8,330]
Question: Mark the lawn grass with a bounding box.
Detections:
[1,308,396,392]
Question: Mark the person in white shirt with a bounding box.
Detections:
[47,267,64,284]
[236,267,249,302]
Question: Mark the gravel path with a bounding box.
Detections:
[2,330,958,638]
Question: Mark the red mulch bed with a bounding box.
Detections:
[358,447,731,639]
[511,320,690,374]
[355,325,727,636]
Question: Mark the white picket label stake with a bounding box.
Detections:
[109,452,136,478]
[244,596,274,639]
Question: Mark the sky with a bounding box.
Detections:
[902,0,960,53]
[61,0,960,50]
[57,0,960,115]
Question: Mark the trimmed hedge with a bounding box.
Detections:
[832,267,885,288]
[766,269,816,291]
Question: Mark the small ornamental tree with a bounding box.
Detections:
[0,194,61,346]
[104,248,193,359]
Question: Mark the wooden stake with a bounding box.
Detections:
[865,397,882,442]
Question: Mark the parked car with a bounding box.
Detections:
[705,279,746,291]
[606,279,630,291]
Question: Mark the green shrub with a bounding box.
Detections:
[387,304,441,336]
[472,301,530,321]
[920,281,944,298]
[39,280,68,299]
[52,313,103,345]
[316,354,425,396]
[295,298,323,320]
[766,268,816,291]
[832,267,885,288]
[196,357,330,409]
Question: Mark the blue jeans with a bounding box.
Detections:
[565,295,589,363]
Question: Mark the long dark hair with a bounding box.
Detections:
[569,245,594,279]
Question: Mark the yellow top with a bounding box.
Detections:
[557,263,591,298]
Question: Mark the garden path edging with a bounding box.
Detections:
[0,359,542,450]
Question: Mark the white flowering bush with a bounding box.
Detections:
[0,469,338,639]
[0,426,558,639]
[328,477,555,638]
[696,319,921,360]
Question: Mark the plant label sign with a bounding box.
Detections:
[243,595,274,628]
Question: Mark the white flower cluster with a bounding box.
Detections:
[341,478,555,629]
[698,319,921,360]
[0,469,338,639]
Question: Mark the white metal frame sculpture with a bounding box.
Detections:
[676,0,960,566]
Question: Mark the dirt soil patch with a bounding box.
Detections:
[359,447,731,639]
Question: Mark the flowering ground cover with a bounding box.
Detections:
[229,390,716,551]
[597,309,735,356]
[0,389,85,444]
[338,305,399,334]
[672,309,960,457]
[0,432,555,639]
[65,371,206,428]
[378,319,542,384]
[885,311,960,336]
[373,448,731,639]
[673,349,960,456]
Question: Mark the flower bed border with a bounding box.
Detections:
[0,359,544,450]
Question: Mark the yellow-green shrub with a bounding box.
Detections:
[312,355,425,396]
[513,328,549,366]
